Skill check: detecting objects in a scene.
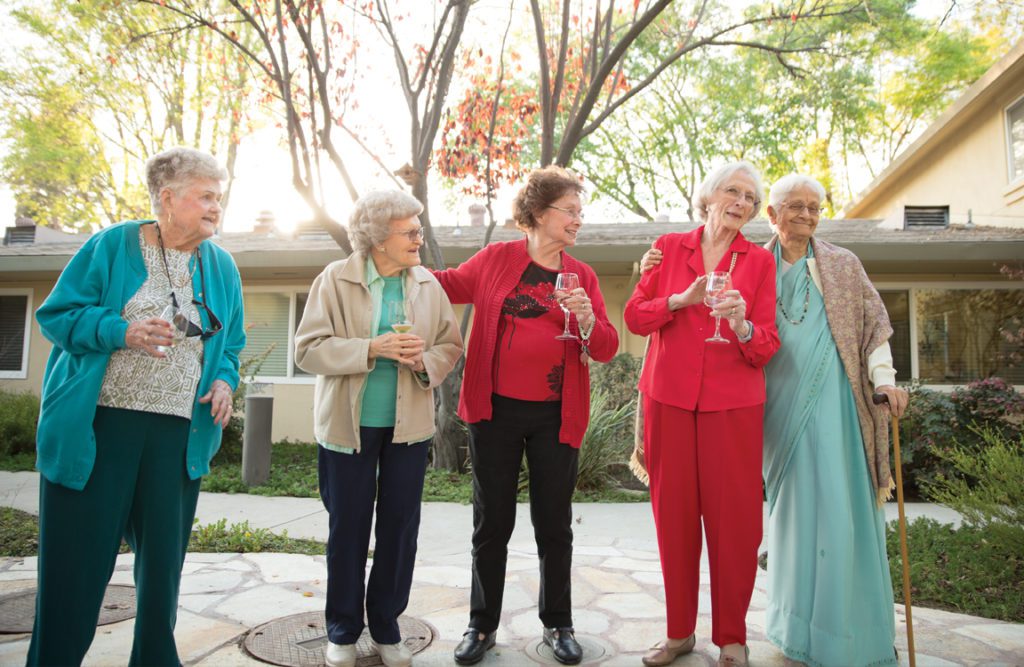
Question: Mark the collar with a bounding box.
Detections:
[682,225,750,254]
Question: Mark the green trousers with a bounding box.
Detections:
[27,406,201,667]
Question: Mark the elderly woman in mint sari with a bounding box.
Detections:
[763,174,908,667]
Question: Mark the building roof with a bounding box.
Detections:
[3,219,1024,280]
[844,39,1024,218]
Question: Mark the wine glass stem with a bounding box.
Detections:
[714,315,723,339]
[563,311,571,337]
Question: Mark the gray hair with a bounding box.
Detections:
[145,147,228,216]
[768,173,827,209]
[694,160,764,222]
[348,190,424,254]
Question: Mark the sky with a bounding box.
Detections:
[0,0,969,234]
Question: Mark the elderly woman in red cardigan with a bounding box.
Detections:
[434,166,618,666]
[625,161,779,667]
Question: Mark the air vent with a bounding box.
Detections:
[904,206,949,229]
[3,227,36,245]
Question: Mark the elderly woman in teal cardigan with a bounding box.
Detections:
[28,147,246,666]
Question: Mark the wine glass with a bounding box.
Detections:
[554,272,580,340]
[387,300,413,334]
[704,271,732,344]
[155,302,186,354]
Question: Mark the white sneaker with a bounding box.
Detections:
[374,640,413,667]
[325,641,356,667]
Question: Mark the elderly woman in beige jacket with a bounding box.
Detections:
[295,190,462,667]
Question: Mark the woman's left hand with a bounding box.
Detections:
[199,379,234,427]
[556,287,596,332]
[710,290,751,338]
[875,384,909,418]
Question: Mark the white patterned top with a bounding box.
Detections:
[97,228,204,419]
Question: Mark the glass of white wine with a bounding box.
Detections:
[704,271,732,344]
[387,300,413,334]
[554,272,581,340]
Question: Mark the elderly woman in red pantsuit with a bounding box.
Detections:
[624,161,780,667]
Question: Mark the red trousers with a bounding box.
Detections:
[644,395,764,647]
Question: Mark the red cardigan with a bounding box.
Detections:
[624,227,779,412]
[434,239,619,447]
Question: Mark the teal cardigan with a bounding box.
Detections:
[35,220,246,490]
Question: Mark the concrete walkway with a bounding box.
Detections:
[0,470,1020,666]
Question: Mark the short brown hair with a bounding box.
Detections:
[511,166,584,230]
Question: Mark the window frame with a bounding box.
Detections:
[0,288,33,380]
[1006,93,1024,184]
[242,285,314,385]
[873,280,1024,391]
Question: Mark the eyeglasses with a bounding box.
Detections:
[547,205,585,220]
[392,227,424,241]
[721,186,760,207]
[782,202,823,216]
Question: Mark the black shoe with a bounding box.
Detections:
[543,627,583,665]
[454,628,496,665]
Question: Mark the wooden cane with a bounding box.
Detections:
[873,392,915,667]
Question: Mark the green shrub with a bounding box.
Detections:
[590,353,642,410]
[576,388,636,491]
[0,507,39,557]
[888,517,1024,622]
[0,390,39,458]
[926,425,1024,556]
[898,383,957,495]
[952,376,1024,434]
[189,518,324,555]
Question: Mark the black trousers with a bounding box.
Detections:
[318,428,430,645]
[468,395,579,633]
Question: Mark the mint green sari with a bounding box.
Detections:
[763,243,896,667]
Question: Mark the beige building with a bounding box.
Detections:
[2,218,1023,443]
[844,39,1024,229]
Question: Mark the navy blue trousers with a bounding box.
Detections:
[467,395,579,634]
[318,428,429,645]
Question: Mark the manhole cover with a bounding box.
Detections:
[244,612,434,667]
[525,634,613,665]
[0,584,137,634]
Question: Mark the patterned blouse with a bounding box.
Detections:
[97,228,204,419]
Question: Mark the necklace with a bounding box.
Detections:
[777,260,811,325]
[154,223,197,290]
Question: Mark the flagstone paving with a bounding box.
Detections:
[0,471,1020,666]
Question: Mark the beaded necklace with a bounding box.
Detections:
[777,259,811,326]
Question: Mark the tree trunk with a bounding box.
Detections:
[432,357,467,472]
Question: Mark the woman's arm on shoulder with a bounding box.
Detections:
[624,235,674,336]
[430,243,498,305]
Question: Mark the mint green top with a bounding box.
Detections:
[360,275,404,427]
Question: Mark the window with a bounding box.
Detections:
[879,291,912,381]
[915,288,1024,384]
[1008,96,1024,182]
[240,290,310,381]
[0,290,32,379]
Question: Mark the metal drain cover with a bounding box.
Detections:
[244,612,434,667]
[525,634,613,665]
[0,584,137,634]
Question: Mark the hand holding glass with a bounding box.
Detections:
[387,300,413,334]
[704,272,732,344]
[554,273,581,340]
[155,303,187,354]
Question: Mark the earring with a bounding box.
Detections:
[378,246,385,252]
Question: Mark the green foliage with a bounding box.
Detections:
[422,469,475,503]
[0,507,39,557]
[926,426,1024,557]
[203,438,319,498]
[888,517,1024,622]
[898,379,1023,496]
[189,518,324,555]
[590,353,642,410]
[575,388,637,492]
[0,390,39,459]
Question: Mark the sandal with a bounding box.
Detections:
[642,635,695,666]
[718,644,750,666]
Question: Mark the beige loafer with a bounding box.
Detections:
[642,635,696,666]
